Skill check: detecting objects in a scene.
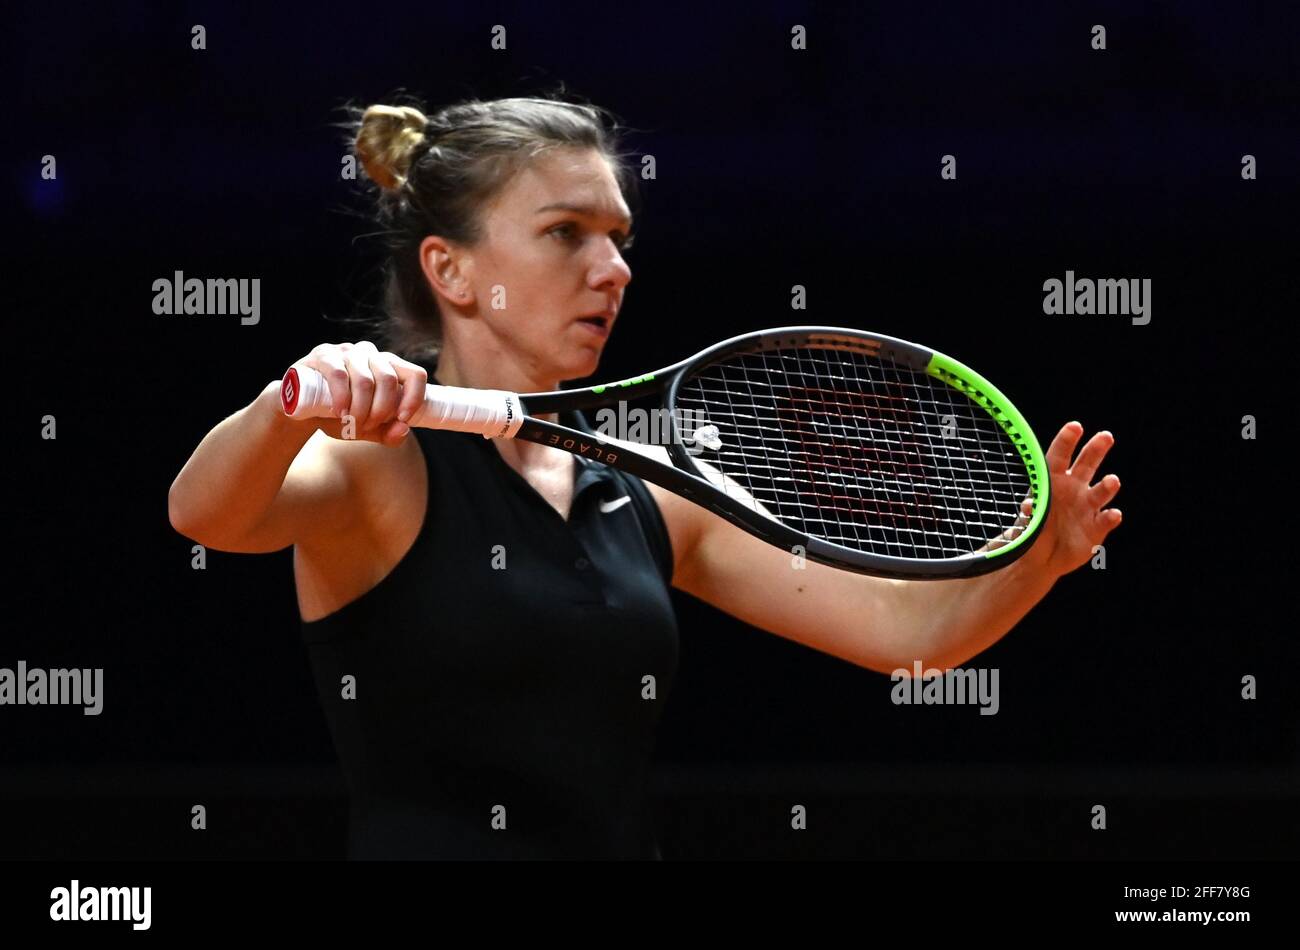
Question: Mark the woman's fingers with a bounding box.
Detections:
[375,417,412,447]
[364,350,403,431]
[1068,430,1115,484]
[297,341,420,446]
[391,356,430,424]
[1046,422,1084,474]
[340,342,380,430]
[977,497,1033,552]
[1095,507,1123,539]
[1088,473,1121,508]
[309,345,353,420]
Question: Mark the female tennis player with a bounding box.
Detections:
[168,94,1122,860]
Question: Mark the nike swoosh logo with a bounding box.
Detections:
[599,496,632,514]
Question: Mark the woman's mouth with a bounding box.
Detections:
[576,315,610,338]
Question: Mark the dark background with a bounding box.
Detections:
[6,0,1296,859]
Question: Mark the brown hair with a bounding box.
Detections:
[342,90,639,360]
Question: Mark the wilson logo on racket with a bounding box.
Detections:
[280,369,300,415]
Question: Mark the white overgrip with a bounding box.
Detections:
[409,384,524,438]
[280,365,523,438]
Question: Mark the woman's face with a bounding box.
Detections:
[455,146,634,382]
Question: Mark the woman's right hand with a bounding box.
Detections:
[293,340,429,446]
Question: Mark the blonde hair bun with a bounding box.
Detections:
[355,105,430,191]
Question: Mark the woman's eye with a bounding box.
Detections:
[549,223,634,253]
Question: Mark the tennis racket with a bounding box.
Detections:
[280,326,1049,579]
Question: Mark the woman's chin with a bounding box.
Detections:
[563,347,603,380]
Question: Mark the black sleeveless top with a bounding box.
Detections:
[299,403,680,860]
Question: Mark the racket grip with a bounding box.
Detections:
[279,365,524,438]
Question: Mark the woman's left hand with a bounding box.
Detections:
[1020,421,1123,577]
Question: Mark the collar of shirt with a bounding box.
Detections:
[565,412,621,505]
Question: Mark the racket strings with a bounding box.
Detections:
[673,348,1031,559]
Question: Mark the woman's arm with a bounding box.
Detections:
[168,380,351,552]
[653,421,1123,674]
[168,341,429,553]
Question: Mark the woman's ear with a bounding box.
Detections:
[419,234,473,306]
